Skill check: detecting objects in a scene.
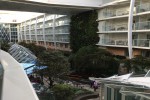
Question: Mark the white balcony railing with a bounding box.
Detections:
[103,3,150,18]
[99,39,150,47]
[101,21,150,32]
[135,21,150,30]
[102,24,128,32]
[103,9,129,18]
[133,39,150,47]
[136,3,150,13]
[55,38,69,42]
[100,39,128,46]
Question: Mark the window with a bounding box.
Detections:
[107,87,111,100]
[114,89,121,100]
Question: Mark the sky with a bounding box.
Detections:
[0,10,43,23]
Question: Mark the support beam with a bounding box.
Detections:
[128,0,135,59]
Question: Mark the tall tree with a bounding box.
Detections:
[73,45,119,77]
[70,10,99,53]
[124,56,150,73]
[36,50,69,87]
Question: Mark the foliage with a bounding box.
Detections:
[70,10,99,53]
[19,42,46,56]
[36,50,70,78]
[1,42,10,52]
[52,84,92,100]
[52,84,74,100]
[124,56,150,73]
[19,42,70,87]
[72,45,119,77]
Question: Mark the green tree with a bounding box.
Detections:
[19,42,46,56]
[125,56,150,73]
[70,10,99,53]
[36,50,69,87]
[73,45,119,77]
[1,42,10,52]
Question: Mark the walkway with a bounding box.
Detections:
[75,84,100,100]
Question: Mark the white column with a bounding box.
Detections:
[53,15,56,49]
[35,17,38,44]
[111,88,114,100]
[29,19,32,43]
[20,23,23,42]
[128,0,135,59]
[42,14,47,49]
[104,85,107,100]
[24,22,27,43]
[9,24,11,42]
[17,25,20,42]
[121,94,126,100]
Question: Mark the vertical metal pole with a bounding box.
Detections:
[17,24,20,42]
[128,0,135,59]
[9,24,11,42]
[20,23,23,42]
[53,15,56,49]
[24,21,27,43]
[29,19,32,43]
[35,17,38,44]
[42,14,47,49]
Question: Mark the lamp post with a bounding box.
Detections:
[128,0,135,59]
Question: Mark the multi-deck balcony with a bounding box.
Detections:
[100,39,128,46]
[100,3,150,21]
[100,21,150,33]
[98,39,150,48]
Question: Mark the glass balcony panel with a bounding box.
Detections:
[135,21,150,30]
[100,39,150,47]
[103,9,129,18]
[102,24,128,31]
[100,39,128,46]
[133,39,150,47]
[136,3,150,13]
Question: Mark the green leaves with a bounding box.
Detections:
[70,10,99,53]
[19,42,70,80]
[126,56,150,73]
[37,50,69,78]
[1,42,10,52]
[72,45,119,77]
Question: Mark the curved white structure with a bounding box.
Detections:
[128,0,135,59]
[0,50,39,100]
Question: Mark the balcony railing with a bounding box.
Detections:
[55,38,69,42]
[99,39,150,47]
[101,21,150,32]
[103,9,129,18]
[103,3,150,18]
[135,21,150,30]
[100,39,128,46]
[102,24,128,32]
[136,3,150,13]
[133,39,150,47]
